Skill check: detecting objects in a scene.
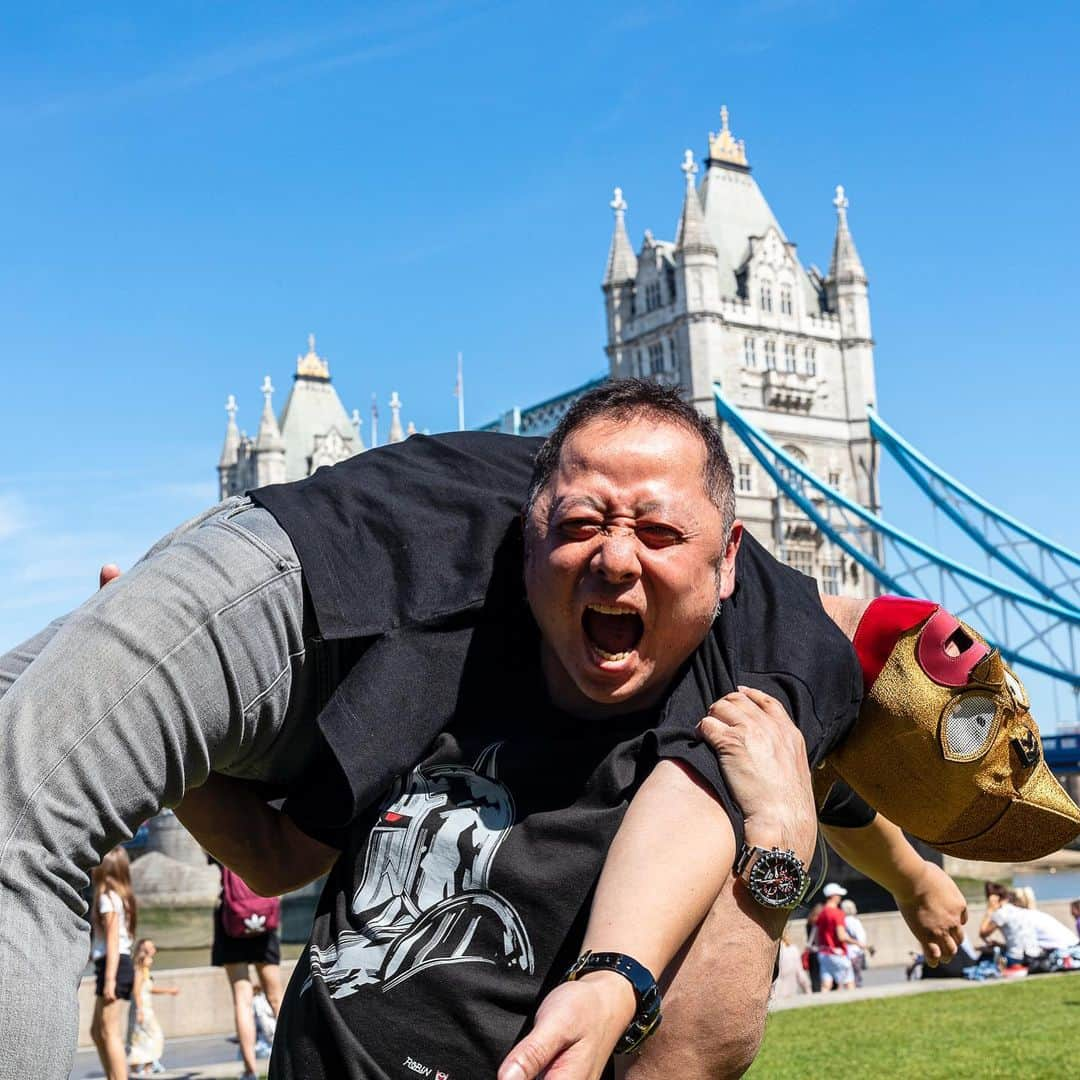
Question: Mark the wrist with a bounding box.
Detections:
[576,968,638,1031]
[889,858,934,906]
[744,813,815,865]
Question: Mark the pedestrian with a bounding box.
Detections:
[841,898,870,986]
[89,847,137,1080]
[772,931,811,999]
[211,864,283,1080]
[979,883,1039,974]
[127,938,179,1075]
[813,883,856,991]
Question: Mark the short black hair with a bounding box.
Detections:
[525,378,735,534]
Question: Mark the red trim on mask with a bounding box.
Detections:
[852,596,938,691]
[916,606,991,686]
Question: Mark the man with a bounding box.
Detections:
[0,380,847,1078]
[0,381,1061,1077]
[812,884,856,991]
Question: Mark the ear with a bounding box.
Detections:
[716,521,743,601]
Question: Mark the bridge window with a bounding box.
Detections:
[645,281,662,312]
[760,281,773,312]
[805,345,817,375]
[784,548,814,578]
[744,337,756,367]
[828,469,841,490]
[783,342,797,372]
[737,462,753,494]
[764,340,777,370]
[780,286,793,315]
[821,563,841,595]
[648,342,665,375]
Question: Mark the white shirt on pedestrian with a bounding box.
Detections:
[90,889,132,960]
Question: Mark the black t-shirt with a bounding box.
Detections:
[252,431,865,849]
[271,627,657,1079]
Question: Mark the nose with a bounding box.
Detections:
[591,529,641,584]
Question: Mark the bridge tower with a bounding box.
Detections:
[603,108,880,596]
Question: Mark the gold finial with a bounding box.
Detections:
[708,104,748,167]
[296,332,330,379]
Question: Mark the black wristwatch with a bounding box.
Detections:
[735,843,810,910]
[563,950,662,1054]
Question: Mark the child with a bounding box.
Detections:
[127,939,180,1076]
[89,846,138,1080]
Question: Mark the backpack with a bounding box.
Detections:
[220,867,281,939]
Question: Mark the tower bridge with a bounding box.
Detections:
[484,106,1079,739]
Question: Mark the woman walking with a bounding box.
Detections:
[89,846,137,1080]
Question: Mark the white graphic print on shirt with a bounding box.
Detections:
[307,742,535,999]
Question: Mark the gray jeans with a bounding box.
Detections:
[0,498,326,1079]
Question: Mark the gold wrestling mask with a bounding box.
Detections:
[824,598,1080,861]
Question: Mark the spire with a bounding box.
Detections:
[256,376,285,451]
[296,332,331,380]
[707,105,749,169]
[350,407,366,451]
[370,393,379,448]
[828,185,867,284]
[675,149,716,255]
[603,187,638,286]
[388,391,405,444]
[218,394,241,467]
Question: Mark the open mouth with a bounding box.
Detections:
[582,603,644,662]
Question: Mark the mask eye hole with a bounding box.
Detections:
[1003,667,1029,709]
[941,693,999,762]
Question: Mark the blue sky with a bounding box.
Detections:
[1,2,1076,711]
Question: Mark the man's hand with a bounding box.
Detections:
[893,861,967,966]
[497,972,635,1080]
[697,687,816,862]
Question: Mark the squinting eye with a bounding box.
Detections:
[941,693,999,762]
[636,525,681,548]
[558,520,600,540]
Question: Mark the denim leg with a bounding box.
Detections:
[0,499,314,1079]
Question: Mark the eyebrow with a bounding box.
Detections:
[549,495,678,517]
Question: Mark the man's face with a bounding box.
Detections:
[525,414,741,716]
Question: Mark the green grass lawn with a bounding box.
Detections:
[747,976,1080,1078]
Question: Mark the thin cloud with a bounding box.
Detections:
[19,0,488,119]
[0,494,29,541]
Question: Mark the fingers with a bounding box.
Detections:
[99,564,122,589]
[498,1028,571,1080]
[924,942,941,967]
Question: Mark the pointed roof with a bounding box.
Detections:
[675,149,716,256]
[256,376,285,452]
[278,335,359,479]
[828,185,867,285]
[218,394,240,468]
[698,107,818,306]
[603,187,638,286]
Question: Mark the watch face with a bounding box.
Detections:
[747,849,807,909]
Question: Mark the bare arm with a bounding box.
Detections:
[174,772,338,895]
[102,910,120,1003]
[500,689,817,1080]
[821,814,967,964]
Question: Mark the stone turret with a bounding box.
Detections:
[218,395,241,499]
[255,375,287,486]
[602,187,638,379]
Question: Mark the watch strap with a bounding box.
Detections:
[563,950,662,1054]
